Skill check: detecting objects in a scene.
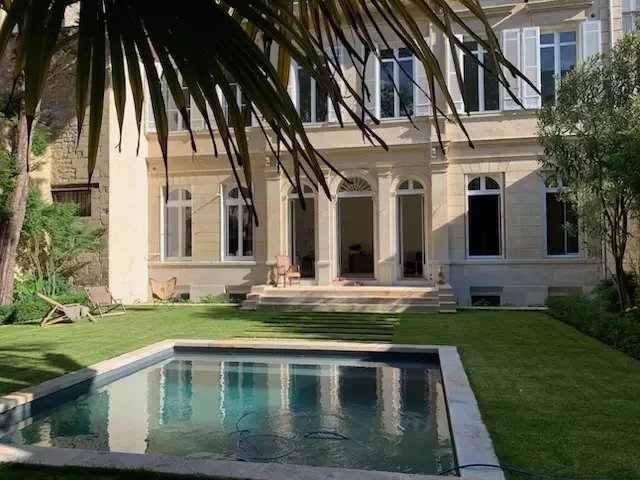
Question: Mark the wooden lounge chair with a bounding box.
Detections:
[84,286,127,317]
[275,255,301,287]
[149,277,178,305]
[37,293,96,327]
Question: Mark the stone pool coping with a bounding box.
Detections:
[0,339,504,480]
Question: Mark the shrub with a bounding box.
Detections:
[594,274,638,313]
[199,294,227,304]
[0,305,14,324]
[546,295,640,360]
[4,292,89,324]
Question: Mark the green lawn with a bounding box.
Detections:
[1,306,639,480]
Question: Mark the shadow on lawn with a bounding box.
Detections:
[0,344,87,396]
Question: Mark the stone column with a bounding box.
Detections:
[430,162,450,282]
[316,177,333,285]
[377,172,394,284]
[264,166,282,285]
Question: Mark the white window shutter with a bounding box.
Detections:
[287,60,298,110]
[521,27,541,109]
[581,20,602,61]
[414,37,431,117]
[146,62,163,132]
[328,46,345,123]
[363,43,380,118]
[250,103,261,128]
[446,34,464,114]
[501,29,521,111]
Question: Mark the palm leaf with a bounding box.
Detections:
[0,0,531,222]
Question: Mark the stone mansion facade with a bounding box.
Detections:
[21,0,640,306]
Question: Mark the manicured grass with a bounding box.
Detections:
[0,306,639,479]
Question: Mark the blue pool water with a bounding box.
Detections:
[1,350,455,475]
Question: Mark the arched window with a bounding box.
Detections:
[338,177,372,196]
[397,179,425,194]
[224,186,253,259]
[164,188,192,259]
[467,176,502,257]
[289,184,315,200]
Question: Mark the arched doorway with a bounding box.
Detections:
[288,184,316,278]
[337,177,374,277]
[397,180,425,279]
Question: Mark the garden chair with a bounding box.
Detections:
[84,286,127,317]
[37,293,96,327]
[149,277,179,305]
[275,255,301,287]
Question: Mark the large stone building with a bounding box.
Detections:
[17,0,640,306]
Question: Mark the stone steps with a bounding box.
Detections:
[242,285,456,314]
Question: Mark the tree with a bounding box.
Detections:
[538,34,640,309]
[0,1,527,304]
[18,189,104,297]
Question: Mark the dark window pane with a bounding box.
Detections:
[540,33,554,45]
[380,61,395,118]
[315,84,328,122]
[298,70,312,123]
[468,177,481,190]
[566,203,579,254]
[241,91,252,127]
[184,206,192,257]
[52,189,92,217]
[380,48,393,59]
[546,193,565,255]
[540,45,555,106]
[483,54,499,111]
[398,58,414,116]
[463,51,479,112]
[227,205,239,256]
[242,205,253,256]
[560,44,576,77]
[468,194,501,256]
[559,31,576,43]
[485,177,500,190]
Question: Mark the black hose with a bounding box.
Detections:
[438,464,639,480]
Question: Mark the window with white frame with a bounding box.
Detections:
[379,47,414,118]
[297,64,329,123]
[467,176,502,257]
[545,177,578,256]
[224,76,253,127]
[462,42,499,113]
[224,186,254,259]
[164,188,192,259]
[540,31,576,106]
[623,0,640,33]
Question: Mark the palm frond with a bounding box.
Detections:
[0,0,530,223]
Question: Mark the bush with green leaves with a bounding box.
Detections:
[18,189,104,297]
[546,295,640,360]
[0,292,89,325]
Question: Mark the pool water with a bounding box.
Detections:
[1,351,455,475]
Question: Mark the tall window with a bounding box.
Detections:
[463,42,499,113]
[379,47,414,118]
[545,178,578,256]
[540,32,576,106]
[467,176,502,257]
[623,0,640,33]
[164,188,192,259]
[297,64,329,123]
[224,77,252,127]
[224,186,253,259]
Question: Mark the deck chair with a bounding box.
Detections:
[149,277,178,305]
[84,286,127,317]
[275,255,301,287]
[37,293,96,327]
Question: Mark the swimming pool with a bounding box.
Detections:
[0,340,503,480]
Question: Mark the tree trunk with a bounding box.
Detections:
[0,92,30,305]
